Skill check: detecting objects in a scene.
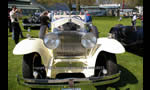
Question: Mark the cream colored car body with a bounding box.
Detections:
[13,15,125,78]
[13,37,125,78]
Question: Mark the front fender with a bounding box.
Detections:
[13,38,52,66]
[90,37,125,65]
[96,37,125,54]
[82,37,125,77]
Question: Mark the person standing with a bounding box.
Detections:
[131,14,137,30]
[119,16,122,21]
[8,9,12,32]
[39,11,49,39]
[9,5,24,44]
[84,10,92,23]
[132,14,137,26]
[84,10,92,32]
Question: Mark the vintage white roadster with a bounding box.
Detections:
[13,14,125,90]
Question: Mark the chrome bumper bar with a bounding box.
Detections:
[17,71,121,88]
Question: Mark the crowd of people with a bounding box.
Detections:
[8,5,143,44]
[8,6,92,44]
[39,10,92,39]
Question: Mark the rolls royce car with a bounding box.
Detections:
[13,14,125,90]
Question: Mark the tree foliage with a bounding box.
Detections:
[36,0,67,6]
[36,0,96,11]
[36,0,143,9]
[36,0,96,6]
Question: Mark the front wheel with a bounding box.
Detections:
[22,52,49,90]
[94,51,118,90]
[94,51,118,77]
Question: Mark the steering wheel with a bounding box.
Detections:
[72,16,82,20]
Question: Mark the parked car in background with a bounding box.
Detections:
[22,14,41,29]
[109,24,143,56]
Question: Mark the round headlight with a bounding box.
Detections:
[81,33,97,49]
[43,33,60,49]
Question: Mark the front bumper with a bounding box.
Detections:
[17,71,121,88]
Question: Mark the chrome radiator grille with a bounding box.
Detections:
[53,31,87,57]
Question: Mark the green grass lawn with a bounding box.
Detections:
[8,16,143,90]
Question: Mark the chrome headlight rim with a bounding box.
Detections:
[81,33,97,49]
[43,32,60,49]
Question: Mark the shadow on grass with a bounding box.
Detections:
[31,36,39,38]
[22,26,40,31]
[30,26,40,30]
[95,65,138,90]
[110,65,138,89]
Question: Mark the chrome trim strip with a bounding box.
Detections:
[55,56,87,59]
[17,71,121,88]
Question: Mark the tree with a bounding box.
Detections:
[36,0,97,11]
[76,0,80,11]
[68,0,72,11]
[36,0,68,6]
[80,0,96,5]
[123,0,143,8]
[137,0,143,6]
